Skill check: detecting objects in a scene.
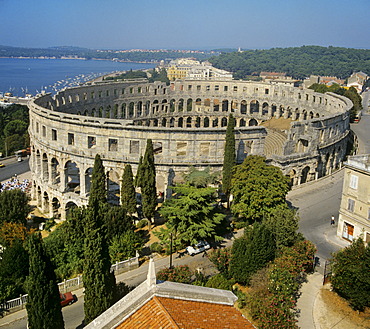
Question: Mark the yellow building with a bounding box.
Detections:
[337,155,370,244]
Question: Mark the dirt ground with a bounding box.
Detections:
[315,284,370,329]
[261,117,292,130]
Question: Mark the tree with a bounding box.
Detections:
[231,155,290,223]
[229,223,276,285]
[120,164,136,215]
[26,233,64,329]
[263,208,301,250]
[158,184,224,246]
[222,114,236,198]
[105,205,134,241]
[139,139,157,224]
[0,189,31,225]
[0,239,29,301]
[134,155,144,187]
[331,238,370,311]
[83,206,116,324]
[88,154,106,207]
[109,230,142,263]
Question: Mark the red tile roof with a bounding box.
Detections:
[117,296,254,329]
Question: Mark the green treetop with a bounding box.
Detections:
[158,184,224,246]
[26,233,65,329]
[121,164,136,215]
[222,114,236,197]
[140,139,157,223]
[231,155,290,223]
[88,154,106,207]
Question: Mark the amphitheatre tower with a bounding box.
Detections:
[28,79,352,219]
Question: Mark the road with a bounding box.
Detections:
[0,157,30,182]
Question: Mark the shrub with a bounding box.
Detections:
[150,241,164,254]
[207,247,231,278]
[205,274,234,290]
[136,219,148,229]
[157,265,193,284]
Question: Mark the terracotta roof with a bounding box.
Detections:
[117,296,254,329]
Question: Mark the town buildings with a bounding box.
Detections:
[337,154,370,244]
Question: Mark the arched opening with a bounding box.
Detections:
[42,153,49,182]
[300,166,310,184]
[186,117,192,128]
[187,99,193,111]
[178,99,184,112]
[212,118,219,127]
[51,158,60,185]
[170,99,175,112]
[204,117,210,128]
[249,118,258,126]
[107,170,120,205]
[262,102,269,116]
[222,100,228,112]
[85,167,93,196]
[65,201,77,218]
[240,100,247,114]
[137,101,143,116]
[240,118,246,127]
[221,117,228,127]
[128,102,135,118]
[52,197,61,219]
[178,117,183,127]
[213,99,220,111]
[43,192,50,214]
[65,161,80,194]
[250,100,259,115]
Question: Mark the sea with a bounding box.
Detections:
[0,57,155,97]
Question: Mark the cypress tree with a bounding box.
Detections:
[222,114,236,198]
[121,164,136,215]
[83,207,116,324]
[141,139,157,224]
[83,153,116,323]
[26,233,65,329]
[88,154,106,207]
[134,155,144,188]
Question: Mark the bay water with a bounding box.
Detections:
[0,58,155,97]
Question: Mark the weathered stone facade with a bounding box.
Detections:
[28,79,352,219]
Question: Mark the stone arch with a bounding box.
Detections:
[222,99,228,112]
[65,201,78,217]
[288,169,297,187]
[43,191,50,214]
[65,161,80,194]
[37,186,42,207]
[204,98,211,110]
[240,118,246,127]
[161,99,168,112]
[300,166,310,184]
[249,118,258,126]
[212,118,219,127]
[178,117,183,127]
[195,98,202,111]
[170,99,175,112]
[240,100,247,114]
[262,102,269,116]
[107,169,120,205]
[213,99,220,111]
[186,117,192,128]
[204,117,210,128]
[128,102,135,118]
[36,150,41,176]
[250,100,259,115]
[85,167,93,196]
[52,197,61,219]
[51,158,60,185]
[178,99,184,112]
[186,99,193,112]
[137,101,143,116]
[169,117,175,127]
[221,117,228,127]
[161,118,167,127]
[195,117,201,128]
[42,153,49,182]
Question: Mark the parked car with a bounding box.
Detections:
[60,292,77,307]
[186,241,211,256]
[0,163,4,168]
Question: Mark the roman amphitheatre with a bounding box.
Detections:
[28,79,352,219]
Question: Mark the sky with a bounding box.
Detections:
[1,0,369,50]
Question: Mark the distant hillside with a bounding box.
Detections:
[0,45,216,62]
[209,46,370,79]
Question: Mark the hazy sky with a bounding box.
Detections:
[1,0,369,50]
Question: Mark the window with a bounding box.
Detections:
[130,140,139,154]
[176,142,187,156]
[215,85,219,91]
[349,174,358,190]
[348,198,355,212]
[36,122,39,133]
[88,136,96,148]
[265,89,269,95]
[68,133,74,145]
[51,129,57,141]
[188,85,192,91]
[108,139,118,152]
[206,85,210,91]
[42,126,46,137]
[197,85,201,91]
[233,86,238,92]
[224,86,228,91]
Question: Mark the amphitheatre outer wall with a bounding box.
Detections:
[28,79,352,219]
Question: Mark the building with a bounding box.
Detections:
[347,71,369,93]
[337,155,370,244]
[85,258,254,328]
[303,75,345,89]
[28,79,352,219]
[166,59,232,81]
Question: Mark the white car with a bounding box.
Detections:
[186,241,211,256]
